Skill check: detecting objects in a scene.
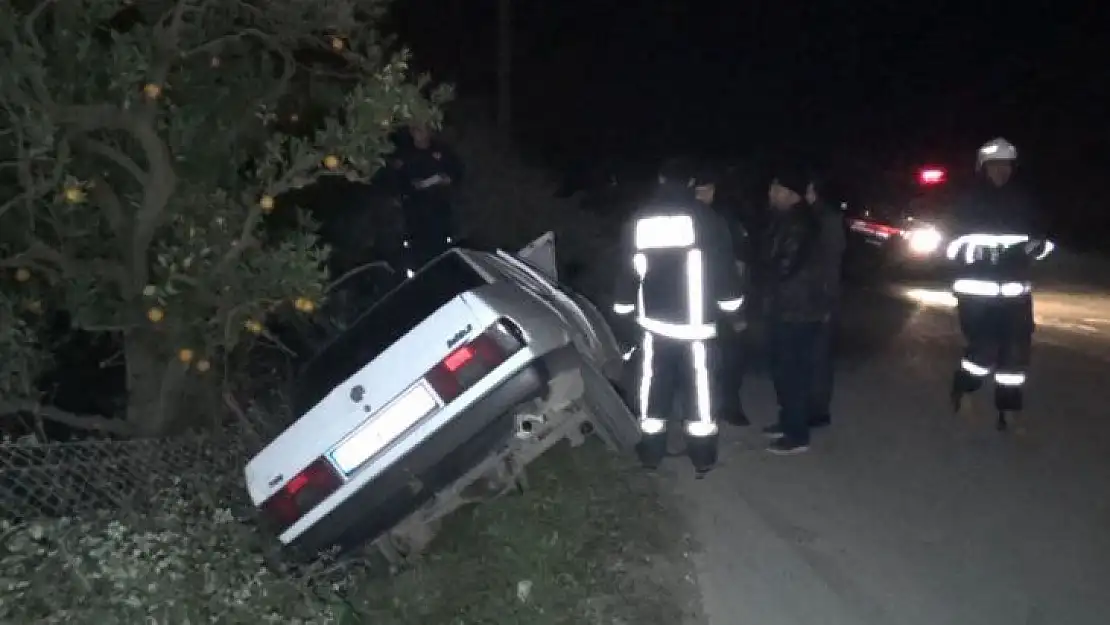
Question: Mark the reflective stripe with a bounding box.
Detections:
[687,248,705,327]
[640,416,666,435]
[717,296,744,312]
[952,279,1030,298]
[637,317,718,341]
[686,420,718,437]
[638,332,655,420]
[634,214,696,249]
[945,233,1031,264]
[613,302,635,315]
[961,358,991,377]
[1034,240,1055,261]
[633,252,647,278]
[688,340,717,436]
[995,372,1025,386]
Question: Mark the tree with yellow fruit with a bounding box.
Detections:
[0,0,451,437]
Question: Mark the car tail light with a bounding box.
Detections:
[425,319,525,403]
[261,457,342,533]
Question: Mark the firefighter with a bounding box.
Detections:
[611,158,745,475]
[946,137,1053,430]
[393,123,464,278]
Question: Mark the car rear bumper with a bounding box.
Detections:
[287,363,547,555]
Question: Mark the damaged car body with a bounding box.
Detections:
[243,232,639,562]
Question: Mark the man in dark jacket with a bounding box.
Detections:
[611,157,746,474]
[761,167,835,454]
[392,124,464,277]
[805,176,846,428]
[946,138,1052,431]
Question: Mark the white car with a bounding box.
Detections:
[244,233,639,559]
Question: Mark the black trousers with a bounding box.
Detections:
[633,331,721,470]
[769,320,823,445]
[810,311,838,422]
[953,294,1034,411]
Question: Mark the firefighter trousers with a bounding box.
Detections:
[953,293,1034,411]
[632,330,721,472]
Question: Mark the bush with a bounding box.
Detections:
[0,0,450,437]
[0,483,349,623]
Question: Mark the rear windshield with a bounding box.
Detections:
[292,251,486,418]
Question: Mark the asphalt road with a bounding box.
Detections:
[666,276,1110,625]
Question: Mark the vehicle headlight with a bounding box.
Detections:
[906,226,943,255]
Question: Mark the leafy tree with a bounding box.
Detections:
[0,0,451,437]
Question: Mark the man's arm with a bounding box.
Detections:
[440,143,464,186]
[612,217,639,317]
[707,210,745,313]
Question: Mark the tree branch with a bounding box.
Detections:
[56,104,177,292]
[76,138,148,186]
[0,401,134,437]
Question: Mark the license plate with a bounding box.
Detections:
[329,384,439,474]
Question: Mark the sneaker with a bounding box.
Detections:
[762,424,785,439]
[767,438,810,455]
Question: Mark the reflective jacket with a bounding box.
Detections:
[945,180,1051,298]
[612,185,744,341]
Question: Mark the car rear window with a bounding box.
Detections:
[292,251,487,418]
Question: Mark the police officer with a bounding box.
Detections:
[611,158,745,474]
[393,123,464,278]
[946,138,1053,430]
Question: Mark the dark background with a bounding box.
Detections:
[391,0,1108,247]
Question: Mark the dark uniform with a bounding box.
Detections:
[611,174,745,473]
[393,138,464,276]
[947,178,1051,429]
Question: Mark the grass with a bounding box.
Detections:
[337,439,701,625]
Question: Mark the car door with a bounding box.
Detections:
[507,233,640,451]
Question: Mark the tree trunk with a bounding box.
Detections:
[124,332,186,437]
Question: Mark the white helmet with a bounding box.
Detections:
[976,137,1018,169]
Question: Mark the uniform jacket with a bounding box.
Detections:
[612,184,744,341]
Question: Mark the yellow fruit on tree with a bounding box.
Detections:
[147,307,165,323]
[294,297,316,313]
[178,348,195,364]
[63,187,86,203]
[143,83,162,99]
[259,195,275,213]
[323,155,340,170]
[244,319,263,334]
[14,268,30,282]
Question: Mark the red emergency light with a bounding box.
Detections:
[918,167,947,185]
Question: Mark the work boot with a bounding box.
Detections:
[686,432,719,474]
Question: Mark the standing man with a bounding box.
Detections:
[805,176,846,429]
[611,157,746,475]
[393,123,464,277]
[946,138,1052,431]
[694,163,752,426]
[761,167,831,455]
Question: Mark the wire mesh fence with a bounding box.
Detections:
[0,421,273,524]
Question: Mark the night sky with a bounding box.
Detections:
[394,0,1107,239]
